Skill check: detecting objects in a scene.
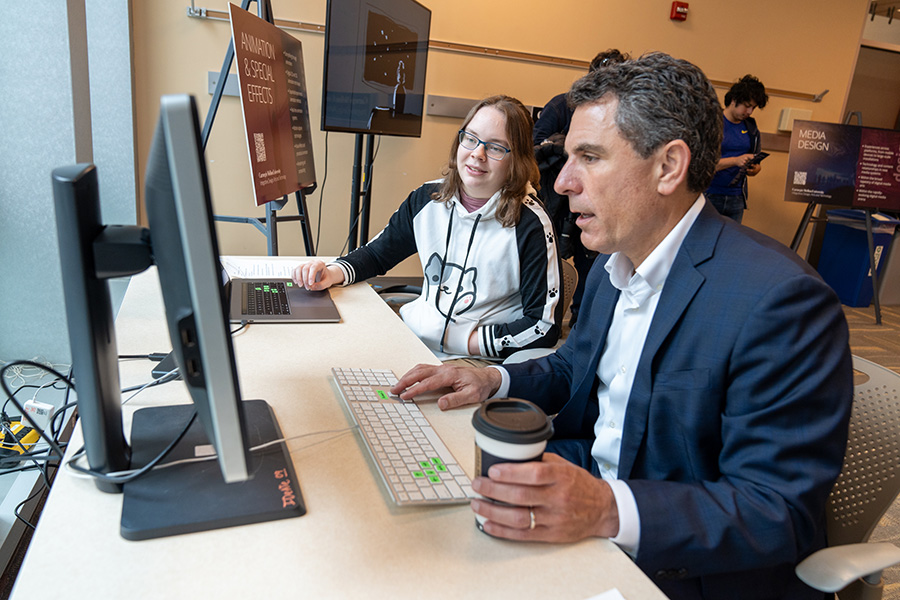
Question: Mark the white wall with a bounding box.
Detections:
[0,0,136,365]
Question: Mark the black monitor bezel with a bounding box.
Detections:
[321,0,432,138]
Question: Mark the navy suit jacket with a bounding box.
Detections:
[506,202,852,600]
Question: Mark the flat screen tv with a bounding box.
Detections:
[51,94,306,540]
[321,0,431,137]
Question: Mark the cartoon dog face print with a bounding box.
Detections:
[423,252,477,318]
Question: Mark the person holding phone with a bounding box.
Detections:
[704,74,768,223]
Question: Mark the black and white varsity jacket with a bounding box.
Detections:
[332,180,562,360]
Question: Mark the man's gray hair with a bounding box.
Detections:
[567,52,722,193]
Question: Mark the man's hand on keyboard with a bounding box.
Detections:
[393,363,501,410]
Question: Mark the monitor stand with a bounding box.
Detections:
[120,399,305,540]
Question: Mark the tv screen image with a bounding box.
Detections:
[321,0,431,137]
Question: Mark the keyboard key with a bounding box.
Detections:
[243,281,291,316]
[444,480,465,499]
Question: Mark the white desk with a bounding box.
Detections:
[10,264,667,600]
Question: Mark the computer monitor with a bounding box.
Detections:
[144,94,249,483]
[51,94,305,540]
[321,0,432,137]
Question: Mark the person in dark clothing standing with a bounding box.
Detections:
[704,75,768,223]
[533,49,629,145]
[533,49,628,326]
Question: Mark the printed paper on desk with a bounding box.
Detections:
[586,590,626,600]
[221,257,295,279]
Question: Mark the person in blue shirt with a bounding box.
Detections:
[704,75,768,223]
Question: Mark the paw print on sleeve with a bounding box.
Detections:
[548,287,558,299]
[546,232,554,245]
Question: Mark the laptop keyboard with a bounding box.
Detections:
[331,367,474,507]
[243,281,291,316]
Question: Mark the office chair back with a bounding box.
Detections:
[827,355,900,548]
[559,259,578,321]
[376,282,422,316]
[502,260,578,365]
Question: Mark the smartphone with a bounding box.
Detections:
[746,151,769,166]
[728,152,769,185]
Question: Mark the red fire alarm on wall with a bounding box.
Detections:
[670,1,689,20]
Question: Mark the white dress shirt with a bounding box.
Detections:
[491,195,706,555]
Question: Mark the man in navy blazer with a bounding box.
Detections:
[394,52,852,599]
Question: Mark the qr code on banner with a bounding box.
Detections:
[793,171,807,185]
[254,133,267,163]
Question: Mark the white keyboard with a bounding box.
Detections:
[331,367,474,507]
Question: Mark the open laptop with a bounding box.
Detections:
[225,274,341,324]
[152,270,340,378]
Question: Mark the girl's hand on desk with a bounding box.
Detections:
[292,260,343,291]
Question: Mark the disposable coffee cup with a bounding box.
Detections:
[471,398,553,531]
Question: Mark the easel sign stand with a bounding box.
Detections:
[785,115,900,326]
[202,0,316,257]
[791,204,883,326]
[863,210,883,324]
[212,193,314,257]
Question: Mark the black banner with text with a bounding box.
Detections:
[230,3,316,206]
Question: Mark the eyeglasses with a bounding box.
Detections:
[458,130,511,161]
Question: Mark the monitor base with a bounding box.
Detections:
[121,399,305,540]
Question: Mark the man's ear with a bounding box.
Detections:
[656,140,690,196]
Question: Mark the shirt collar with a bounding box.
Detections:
[605,195,705,296]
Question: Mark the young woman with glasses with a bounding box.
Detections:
[293,95,562,363]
